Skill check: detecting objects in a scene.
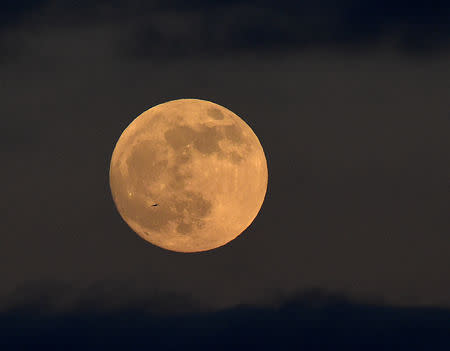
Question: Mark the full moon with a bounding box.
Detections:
[109,99,268,252]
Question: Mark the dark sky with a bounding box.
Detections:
[2,0,450,349]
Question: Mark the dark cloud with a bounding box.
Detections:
[125,0,450,58]
[0,1,47,29]
[0,1,44,62]
[1,288,450,350]
[1,0,449,60]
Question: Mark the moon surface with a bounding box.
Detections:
[109,99,268,252]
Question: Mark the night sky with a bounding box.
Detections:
[2,0,450,349]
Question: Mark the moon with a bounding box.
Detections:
[109,99,268,252]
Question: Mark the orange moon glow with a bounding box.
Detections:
[109,99,268,252]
